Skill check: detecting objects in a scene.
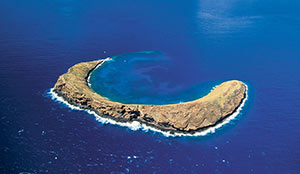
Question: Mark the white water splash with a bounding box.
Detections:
[48,84,248,137]
[87,57,112,87]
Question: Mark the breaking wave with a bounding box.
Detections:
[48,84,248,137]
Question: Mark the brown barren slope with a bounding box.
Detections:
[53,59,247,133]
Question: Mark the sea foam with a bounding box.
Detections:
[49,58,248,137]
[87,57,112,88]
[49,85,248,137]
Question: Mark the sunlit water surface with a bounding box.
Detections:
[1,0,300,173]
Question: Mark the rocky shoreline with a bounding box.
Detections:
[53,58,247,134]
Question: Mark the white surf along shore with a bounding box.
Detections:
[87,57,112,88]
[49,58,248,137]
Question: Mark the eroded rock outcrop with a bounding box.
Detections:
[53,59,246,133]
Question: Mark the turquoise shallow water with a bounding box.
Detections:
[90,51,222,105]
[1,0,300,173]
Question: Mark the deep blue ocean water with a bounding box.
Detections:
[1,0,300,173]
[89,51,222,105]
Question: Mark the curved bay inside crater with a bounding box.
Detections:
[89,51,220,105]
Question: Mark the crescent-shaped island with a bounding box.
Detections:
[52,58,247,134]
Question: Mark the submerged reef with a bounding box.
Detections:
[53,58,247,134]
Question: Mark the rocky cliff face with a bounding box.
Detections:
[53,59,246,133]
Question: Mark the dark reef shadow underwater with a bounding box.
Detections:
[49,54,249,137]
[1,0,300,173]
